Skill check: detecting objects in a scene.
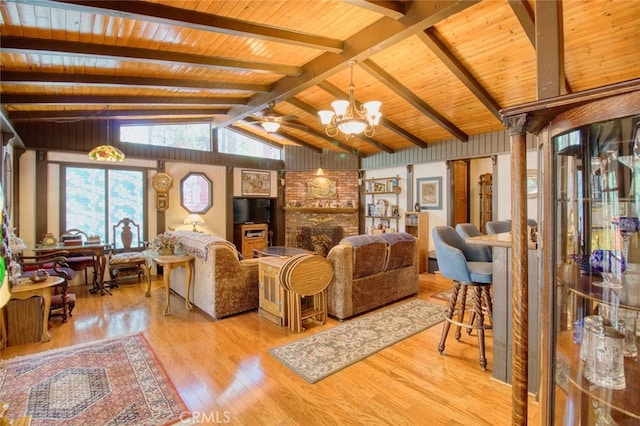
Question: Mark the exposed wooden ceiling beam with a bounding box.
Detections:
[7,108,229,120]
[242,114,361,156]
[0,71,271,93]
[218,0,480,126]
[343,1,406,19]
[19,0,344,53]
[359,59,469,142]
[317,81,428,148]
[508,0,535,47]
[227,125,284,150]
[535,0,566,99]
[286,121,365,158]
[284,97,389,154]
[2,95,246,106]
[508,0,572,94]
[416,29,502,119]
[276,130,340,155]
[1,36,302,76]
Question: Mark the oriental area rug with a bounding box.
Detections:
[269,299,445,383]
[0,333,189,426]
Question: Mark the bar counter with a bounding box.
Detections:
[466,232,540,395]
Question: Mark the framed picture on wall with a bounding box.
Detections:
[416,177,442,210]
[241,170,271,196]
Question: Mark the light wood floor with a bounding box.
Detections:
[1,273,540,425]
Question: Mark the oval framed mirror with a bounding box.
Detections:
[180,172,212,214]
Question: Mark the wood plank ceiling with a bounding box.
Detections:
[1,0,639,157]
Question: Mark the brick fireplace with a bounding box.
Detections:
[283,170,359,254]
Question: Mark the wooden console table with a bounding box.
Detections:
[149,255,194,316]
[0,276,65,349]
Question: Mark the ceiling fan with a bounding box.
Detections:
[248,102,308,133]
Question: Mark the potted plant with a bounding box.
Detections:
[151,232,179,256]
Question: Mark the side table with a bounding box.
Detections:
[0,276,65,349]
[150,255,194,316]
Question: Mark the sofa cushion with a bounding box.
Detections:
[341,235,387,279]
[379,232,415,271]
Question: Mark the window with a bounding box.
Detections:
[218,128,281,160]
[120,122,211,151]
[63,166,146,248]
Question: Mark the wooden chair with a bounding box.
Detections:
[60,228,98,286]
[107,218,148,288]
[17,252,74,323]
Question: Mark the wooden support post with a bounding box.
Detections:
[505,114,529,425]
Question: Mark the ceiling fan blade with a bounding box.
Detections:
[279,114,299,121]
[283,122,309,130]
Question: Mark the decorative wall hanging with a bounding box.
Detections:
[307,177,337,199]
[241,170,271,196]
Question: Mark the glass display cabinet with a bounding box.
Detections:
[529,83,640,425]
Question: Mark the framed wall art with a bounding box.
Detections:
[241,170,271,196]
[416,176,442,210]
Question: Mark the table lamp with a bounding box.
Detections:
[184,214,204,232]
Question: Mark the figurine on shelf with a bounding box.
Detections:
[590,249,627,288]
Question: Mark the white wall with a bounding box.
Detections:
[495,151,540,223]
[164,162,227,237]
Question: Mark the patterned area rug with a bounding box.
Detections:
[269,299,445,383]
[0,333,189,426]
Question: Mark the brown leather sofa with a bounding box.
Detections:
[326,233,419,320]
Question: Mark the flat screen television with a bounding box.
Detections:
[233,197,272,224]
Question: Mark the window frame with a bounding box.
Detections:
[60,163,148,246]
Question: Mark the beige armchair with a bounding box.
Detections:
[169,231,259,319]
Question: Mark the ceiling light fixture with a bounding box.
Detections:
[318,60,381,139]
[89,108,125,162]
[260,121,281,133]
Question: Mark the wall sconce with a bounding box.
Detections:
[280,178,286,187]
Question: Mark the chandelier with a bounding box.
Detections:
[318,60,381,139]
[89,110,125,162]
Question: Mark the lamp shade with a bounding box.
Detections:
[261,121,280,133]
[318,110,335,125]
[184,214,204,231]
[88,145,125,162]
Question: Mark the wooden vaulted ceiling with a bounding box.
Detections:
[1,0,639,157]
